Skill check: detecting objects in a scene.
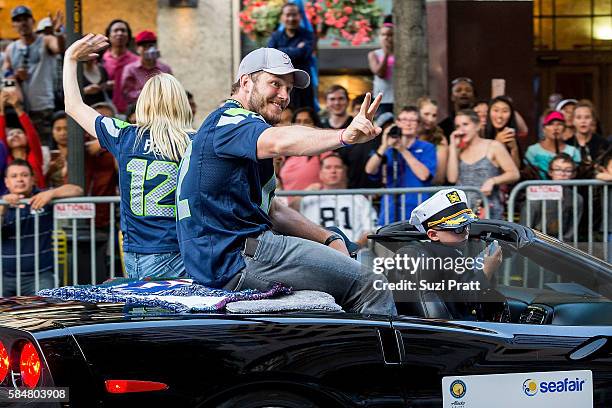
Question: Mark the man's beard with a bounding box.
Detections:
[248,87,284,125]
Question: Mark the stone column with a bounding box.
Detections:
[157,0,238,126]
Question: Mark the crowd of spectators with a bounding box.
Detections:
[0,5,610,295]
[268,11,611,254]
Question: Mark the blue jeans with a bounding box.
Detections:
[227,231,397,316]
[3,272,54,297]
[123,252,187,280]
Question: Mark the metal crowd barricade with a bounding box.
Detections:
[0,188,489,296]
[277,186,490,231]
[0,196,120,296]
[506,179,610,287]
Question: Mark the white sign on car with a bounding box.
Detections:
[442,370,592,407]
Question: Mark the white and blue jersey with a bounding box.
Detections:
[94,116,183,253]
[176,100,275,287]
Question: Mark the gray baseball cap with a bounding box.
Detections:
[236,48,310,89]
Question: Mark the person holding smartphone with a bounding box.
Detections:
[2,6,65,146]
[447,110,520,219]
[485,96,521,168]
[0,87,45,188]
[121,31,172,106]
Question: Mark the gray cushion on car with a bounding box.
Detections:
[226,290,342,313]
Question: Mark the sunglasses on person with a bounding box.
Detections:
[550,167,575,174]
[435,225,470,234]
[451,77,474,86]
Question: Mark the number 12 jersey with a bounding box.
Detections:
[94,116,185,254]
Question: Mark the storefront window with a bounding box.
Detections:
[534,0,612,50]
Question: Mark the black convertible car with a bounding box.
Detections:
[0,220,611,407]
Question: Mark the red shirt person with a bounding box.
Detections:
[0,89,45,188]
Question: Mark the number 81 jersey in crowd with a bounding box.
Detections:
[94,116,188,254]
[299,194,377,243]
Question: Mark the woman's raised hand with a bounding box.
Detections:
[65,33,109,62]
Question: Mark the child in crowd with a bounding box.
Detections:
[521,153,583,241]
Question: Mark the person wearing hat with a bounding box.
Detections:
[176,47,396,316]
[555,98,578,141]
[2,6,65,146]
[36,18,53,35]
[121,30,172,106]
[525,111,581,179]
[389,188,502,318]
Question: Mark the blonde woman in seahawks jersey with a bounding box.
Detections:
[63,34,193,279]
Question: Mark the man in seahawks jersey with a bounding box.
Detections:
[176,48,396,316]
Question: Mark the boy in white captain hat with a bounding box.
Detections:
[411,188,477,242]
[390,188,503,319]
[409,188,501,281]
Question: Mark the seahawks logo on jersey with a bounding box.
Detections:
[217,108,267,127]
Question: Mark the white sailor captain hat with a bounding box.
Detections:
[409,189,478,233]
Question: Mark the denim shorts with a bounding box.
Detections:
[123,252,187,280]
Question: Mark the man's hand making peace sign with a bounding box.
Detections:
[342,92,383,145]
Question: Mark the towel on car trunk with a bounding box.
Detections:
[38,278,291,313]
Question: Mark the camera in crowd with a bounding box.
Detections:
[388,125,402,138]
[1,78,16,89]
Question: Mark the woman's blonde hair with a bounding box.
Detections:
[135,73,194,162]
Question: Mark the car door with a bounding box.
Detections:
[390,231,612,407]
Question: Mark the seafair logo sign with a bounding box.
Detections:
[523,379,538,396]
[523,376,586,396]
[442,370,592,407]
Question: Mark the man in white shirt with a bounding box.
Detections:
[300,154,376,246]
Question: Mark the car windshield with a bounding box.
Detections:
[492,232,612,301]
